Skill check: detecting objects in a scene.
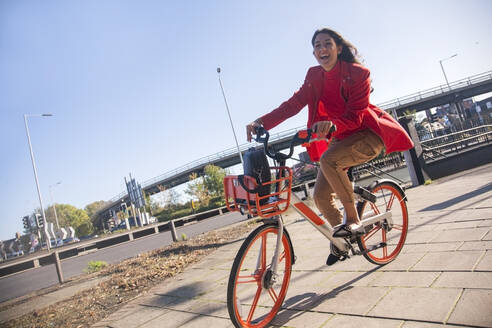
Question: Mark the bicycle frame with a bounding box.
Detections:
[264,191,394,278]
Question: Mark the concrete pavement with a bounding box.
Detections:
[92,163,492,328]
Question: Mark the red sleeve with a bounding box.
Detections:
[260,70,312,130]
[332,67,371,133]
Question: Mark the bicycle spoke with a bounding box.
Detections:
[392,224,403,231]
[237,274,260,284]
[278,250,286,263]
[246,286,263,323]
[364,225,382,241]
[382,229,388,258]
[268,288,279,303]
[386,193,395,211]
[370,202,380,215]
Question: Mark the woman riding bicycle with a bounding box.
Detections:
[246,28,414,265]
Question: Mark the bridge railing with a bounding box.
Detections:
[378,70,492,110]
[421,124,492,160]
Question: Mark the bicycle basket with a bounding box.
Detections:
[223,166,293,218]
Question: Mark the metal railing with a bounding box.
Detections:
[421,124,492,160]
[378,70,492,110]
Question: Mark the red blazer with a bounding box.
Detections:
[260,61,414,154]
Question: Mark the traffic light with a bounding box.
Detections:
[23,216,30,230]
[121,203,128,215]
[36,213,45,229]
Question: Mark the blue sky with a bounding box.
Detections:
[1,0,492,240]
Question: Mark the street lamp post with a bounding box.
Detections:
[24,113,53,250]
[439,53,458,90]
[49,181,62,229]
[438,54,462,123]
[217,67,244,165]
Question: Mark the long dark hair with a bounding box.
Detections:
[311,28,361,64]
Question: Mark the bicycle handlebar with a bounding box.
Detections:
[254,125,336,162]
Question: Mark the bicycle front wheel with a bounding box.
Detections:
[227,224,293,328]
[357,180,409,265]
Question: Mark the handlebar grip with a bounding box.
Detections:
[254,126,269,143]
[326,124,337,139]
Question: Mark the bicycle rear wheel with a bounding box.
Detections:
[227,224,293,328]
[357,180,409,265]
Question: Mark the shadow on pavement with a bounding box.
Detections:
[142,281,228,326]
[273,266,382,326]
[419,182,492,211]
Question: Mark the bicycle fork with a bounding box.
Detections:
[254,217,284,288]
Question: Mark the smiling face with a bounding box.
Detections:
[313,33,342,71]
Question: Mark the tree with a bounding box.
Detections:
[84,200,110,220]
[203,164,226,198]
[186,172,209,205]
[45,204,94,236]
[186,165,226,206]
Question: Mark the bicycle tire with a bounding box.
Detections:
[227,223,293,328]
[356,180,409,265]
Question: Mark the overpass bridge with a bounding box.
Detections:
[97,70,492,220]
[378,70,492,116]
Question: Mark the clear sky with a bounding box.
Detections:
[1,0,492,241]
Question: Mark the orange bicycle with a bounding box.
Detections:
[223,127,409,328]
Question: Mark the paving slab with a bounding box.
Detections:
[188,300,229,319]
[139,294,198,312]
[318,270,382,288]
[289,270,336,289]
[402,242,461,253]
[478,219,492,227]
[433,221,482,230]
[109,305,173,328]
[432,272,492,289]
[368,287,461,322]
[447,289,492,327]
[369,271,441,288]
[92,303,141,328]
[138,310,232,328]
[296,286,389,316]
[322,314,402,328]
[458,240,492,251]
[430,227,490,243]
[270,309,333,327]
[404,231,437,244]
[483,229,492,241]
[401,321,449,327]
[378,252,426,271]
[410,251,483,271]
[475,250,492,271]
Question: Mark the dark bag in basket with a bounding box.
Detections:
[239,148,271,205]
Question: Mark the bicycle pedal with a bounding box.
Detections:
[339,254,349,261]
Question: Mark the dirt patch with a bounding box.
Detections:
[3,220,258,328]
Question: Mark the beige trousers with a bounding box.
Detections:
[313,129,384,227]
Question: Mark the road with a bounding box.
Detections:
[0,211,246,303]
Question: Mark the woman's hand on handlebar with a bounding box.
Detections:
[246,119,263,142]
[312,120,334,139]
